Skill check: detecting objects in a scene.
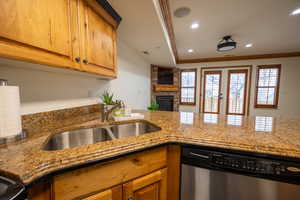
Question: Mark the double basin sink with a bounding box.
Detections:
[43,121,161,151]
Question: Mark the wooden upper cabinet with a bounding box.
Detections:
[0,0,120,78]
[81,1,117,77]
[123,168,167,200]
[0,0,79,69]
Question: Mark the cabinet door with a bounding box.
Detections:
[27,179,52,200]
[83,185,122,200]
[0,0,79,69]
[123,168,167,200]
[81,1,117,77]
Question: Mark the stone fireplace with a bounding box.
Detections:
[156,96,174,111]
[151,65,180,111]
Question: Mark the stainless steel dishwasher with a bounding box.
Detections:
[181,146,300,200]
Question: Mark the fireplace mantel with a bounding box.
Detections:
[154,84,179,92]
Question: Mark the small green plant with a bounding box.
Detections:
[147,100,159,111]
[100,90,116,105]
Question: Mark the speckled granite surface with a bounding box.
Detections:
[1,110,300,184]
[22,104,101,135]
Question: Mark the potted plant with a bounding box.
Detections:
[147,100,159,111]
[100,90,117,109]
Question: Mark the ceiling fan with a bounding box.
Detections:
[217,36,237,52]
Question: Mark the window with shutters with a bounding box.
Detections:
[255,65,281,108]
[180,69,197,105]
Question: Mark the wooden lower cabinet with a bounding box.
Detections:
[83,185,122,200]
[53,147,167,199]
[28,146,180,200]
[83,190,112,200]
[27,179,52,200]
[123,168,167,200]
[83,168,167,200]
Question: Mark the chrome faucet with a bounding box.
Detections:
[100,102,122,122]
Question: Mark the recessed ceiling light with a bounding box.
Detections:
[190,23,199,29]
[188,49,194,53]
[291,8,300,16]
[245,43,253,48]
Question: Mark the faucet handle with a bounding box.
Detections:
[115,100,125,108]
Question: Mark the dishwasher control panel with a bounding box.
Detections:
[182,147,300,178]
[211,153,285,175]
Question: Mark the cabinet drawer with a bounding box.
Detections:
[82,185,122,200]
[53,147,167,200]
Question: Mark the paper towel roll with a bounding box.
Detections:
[0,86,22,138]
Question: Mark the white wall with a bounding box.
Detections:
[0,40,151,114]
[178,57,300,117]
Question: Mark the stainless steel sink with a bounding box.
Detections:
[42,121,161,151]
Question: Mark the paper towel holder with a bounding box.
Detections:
[0,79,27,144]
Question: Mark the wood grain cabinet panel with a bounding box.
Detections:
[166,145,181,200]
[53,147,167,200]
[0,0,80,69]
[28,146,181,200]
[80,1,117,77]
[123,168,167,200]
[84,190,113,200]
[134,183,160,200]
[83,185,122,200]
[27,179,52,200]
[0,0,118,77]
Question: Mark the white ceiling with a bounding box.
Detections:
[109,0,175,66]
[170,0,300,59]
[108,0,300,64]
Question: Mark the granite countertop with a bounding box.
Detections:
[1,110,300,184]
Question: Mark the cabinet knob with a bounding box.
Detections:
[83,59,89,64]
[75,57,81,63]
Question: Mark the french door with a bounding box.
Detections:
[201,67,250,115]
[203,71,222,113]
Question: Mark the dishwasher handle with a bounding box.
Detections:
[189,152,210,159]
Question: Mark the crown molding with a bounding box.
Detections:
[158,0,179,62]
[177,52,300,64]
